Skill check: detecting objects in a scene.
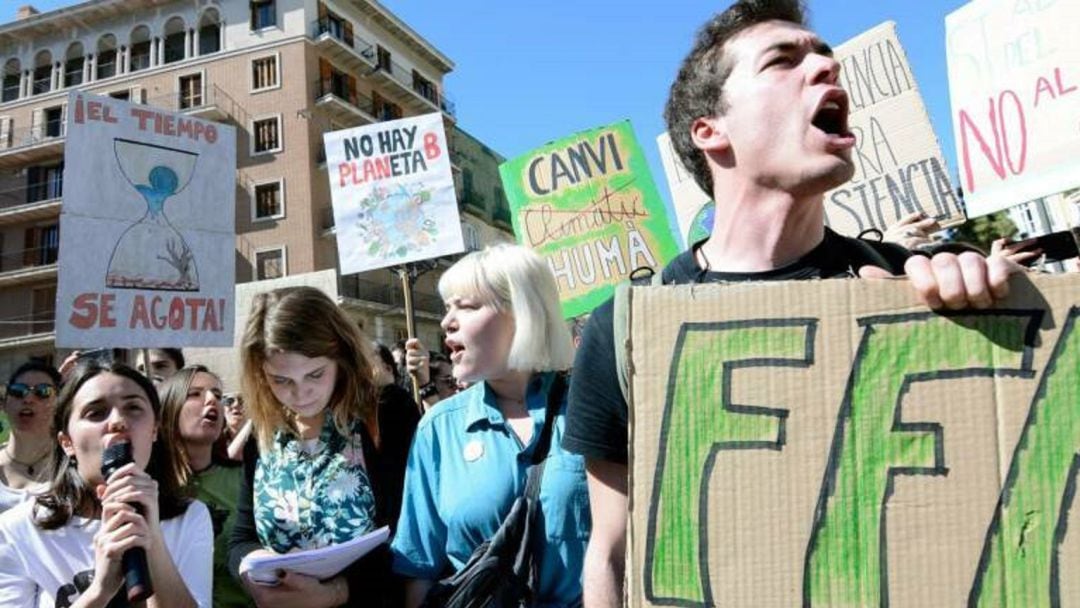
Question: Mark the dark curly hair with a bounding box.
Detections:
[664,0,807,196]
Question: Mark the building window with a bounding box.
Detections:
[44,106,64,138]
[178,73,203,110]
[64,54,84,87]
[130,41,151,72]
[250,0,277,30]
[27,163,63,203]
[31,285,56,334]
[373,94,401,121]
[251,55,279,91]
[32,63,51,95]
[163,29,186,64]
[109,89,130,101]
[413,71,438,105]
[255,248,285,280]
[24,224,59,267]
[253,180,283,220]
[251,116,282,154]
[1,74,18,102]
[198,9,221,55]
[97,48,117,79]
[376,46,392,72]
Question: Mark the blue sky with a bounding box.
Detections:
[5,0,970,201]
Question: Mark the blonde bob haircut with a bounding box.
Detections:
[438,243,573,372]
[241,286,378,453]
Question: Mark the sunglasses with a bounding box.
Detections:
[7,382,56,399]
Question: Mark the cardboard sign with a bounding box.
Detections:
[324,112,463,274]
[56,92,236,348]
[499,120,680,318]
[827,21,963,235]
[656,22,962,244]
[628,273,1080,607]
[946,0,1080,218]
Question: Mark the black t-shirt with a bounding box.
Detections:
[562,228,910,465]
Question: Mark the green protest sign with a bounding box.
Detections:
[499,120,679,318]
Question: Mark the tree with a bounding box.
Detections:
[946,210,1018,253]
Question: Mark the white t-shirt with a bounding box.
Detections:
[0,499,213,608]
[0,481,42,515]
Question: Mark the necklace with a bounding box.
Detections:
[3,444,51,477]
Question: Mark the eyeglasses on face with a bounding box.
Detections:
[7,382,56,399]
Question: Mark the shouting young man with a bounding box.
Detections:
[562,1,1021,605]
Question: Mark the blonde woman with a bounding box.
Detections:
[227,286,417,608]
[392,244,590,607]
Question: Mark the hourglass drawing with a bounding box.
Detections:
[106,138,200,291]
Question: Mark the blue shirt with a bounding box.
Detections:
[391,372,591,606]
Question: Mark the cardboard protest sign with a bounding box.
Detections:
[56,91,236,348]
[827,21,963,235]
[656,132,712,248]
[324,112,463,274]
[656,22,962,243]
[500,120,680,318]
[946,0,1080,218]
[627,273,1080,607]
[184,269,339,392]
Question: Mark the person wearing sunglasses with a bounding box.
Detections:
[0,361,61,513]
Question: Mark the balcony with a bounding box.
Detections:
[310,17,376,75]
[0,181,61,226]
[314,79,377,125]
[0,309,55,349]
[0,122,65,169]
[368,54,456,119]
[0,247,58,288]
[308,17,455,119]
[338,273,445,317]
[146,83,243,124]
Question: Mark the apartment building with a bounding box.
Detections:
[0,0,514,375]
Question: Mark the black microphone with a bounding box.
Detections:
[100,440,154,603]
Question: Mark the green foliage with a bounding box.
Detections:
[947,211,1018,252]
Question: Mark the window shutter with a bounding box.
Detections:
[129,85,145,104]
[0,116,11,149]
[31,108,43,141]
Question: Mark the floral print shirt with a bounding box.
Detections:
[254,415,376,552]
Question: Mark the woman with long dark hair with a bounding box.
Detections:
[0,361,61,512]
[0,361,212,607]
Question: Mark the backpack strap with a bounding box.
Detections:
[523,372,568,500]
[614,270,663,406]
[840,234,910,276]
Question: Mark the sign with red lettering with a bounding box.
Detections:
[324,112,463,274]
[56,91,236,347]
[947,0,1080,217]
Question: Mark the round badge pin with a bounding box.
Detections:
[463,440,484,462]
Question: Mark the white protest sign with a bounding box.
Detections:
[947,0,1080,217]
[656,132,712,248]
[324,112,463,274]
[656,22,962,243]
[57,91,236,348]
